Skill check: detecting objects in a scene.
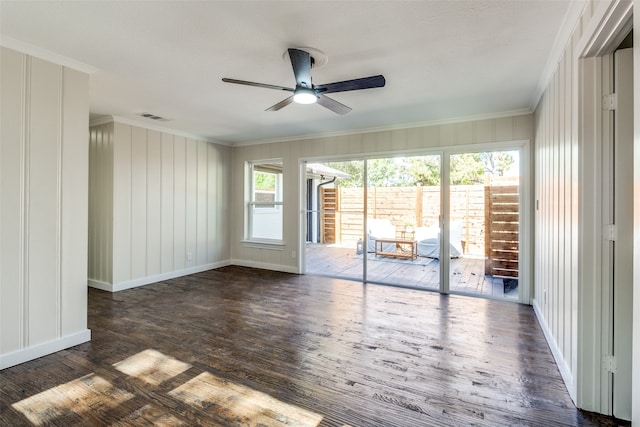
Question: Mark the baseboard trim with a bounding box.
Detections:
[88,279,113,291]
[89,261,232,292]
[229,259,299,274]
[0,329,91,370]
[532,298,576,403]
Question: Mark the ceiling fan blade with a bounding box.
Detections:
[266,96,295,112]
[222,78,293,92]
[288,48,312,87]
[317,94,352,115]
[315,75,386,94]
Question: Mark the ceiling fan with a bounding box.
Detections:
[222,48,385,115]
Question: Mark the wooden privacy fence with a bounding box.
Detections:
[320,188,338,244]
[322,185,486,254]
[320,177,519,279]
[484,180,519,279]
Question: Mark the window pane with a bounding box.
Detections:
[251,205,283,240]
[249,160,283,240]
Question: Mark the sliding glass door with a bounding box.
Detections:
[303,144,525,302]
[364,155,440,290]
[447,150,521,300]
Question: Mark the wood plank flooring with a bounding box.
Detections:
[306,244,512,299]
[0,266,629,426]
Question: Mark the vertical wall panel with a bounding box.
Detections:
[130,126,147,279]
[60,67,89,334]
[112,122,132,283]
[161,133,175,273]
[207,145,218,263]
[530,2,607,401]
[88,123,114,285]
[1,48,26,354]
[88,121,230,290]
[146,130,162,276]
[1,47,90,368]
[173,136,187,271]
[27,57,61,345]
[185,138,197,268]
[196,141,208,265]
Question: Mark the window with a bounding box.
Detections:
[247,160,283,242]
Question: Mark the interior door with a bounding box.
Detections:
[612,47,633,421]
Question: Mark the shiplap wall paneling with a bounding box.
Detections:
[1,47,26,354]
[88,123,114,285]
[533,39,578,401]
[28,57,61,344]
[112,122,132,284]
[197,141,208,266]
[185,138,198,268]
[1,47,90,368]
[60,67,90,334]
[161,133,175,273]
[146,130,162,277]
[131,126,148,280]
[173,136,187,272]
[89,120,231,291]
[207,143,218,263]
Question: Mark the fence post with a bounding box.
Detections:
[416,184,423,227]
[484,174,492,275]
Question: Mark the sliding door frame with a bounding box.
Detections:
[300,138,531,304]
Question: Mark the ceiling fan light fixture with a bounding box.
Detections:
[293,87,317,104]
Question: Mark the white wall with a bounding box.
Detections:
[88,119,231,292]
[0,47,91,369]
[231,115,533,272]
[532,16,581,404]
[534,0,639,418]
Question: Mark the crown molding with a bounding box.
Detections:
[232,108,533,147]
[529,0,588,110]
[89,115,230,146]
[0,36,99,74]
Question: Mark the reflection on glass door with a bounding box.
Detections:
[304,160,364,281]
[364,155,440,290]
[448,150,520,300]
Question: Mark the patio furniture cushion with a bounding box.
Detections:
[366,218,396,252]
[415,220,463,258]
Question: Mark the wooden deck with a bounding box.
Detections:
[306,243,517,300]
[0,266,625,426]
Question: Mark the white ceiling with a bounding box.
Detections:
[0,1,585,145]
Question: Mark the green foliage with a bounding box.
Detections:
[325,151,516,187]
[254,171,276,191]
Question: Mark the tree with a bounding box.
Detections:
[325,151,515,187]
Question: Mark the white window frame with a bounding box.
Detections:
[245,160,285,246]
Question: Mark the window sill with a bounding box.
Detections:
[241,240,286,250]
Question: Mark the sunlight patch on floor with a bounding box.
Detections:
[114,403,188,426]
[113,348,192,386]
[12,373,134,426]
[169,371,323,427]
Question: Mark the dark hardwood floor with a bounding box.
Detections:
[0,266,630,426]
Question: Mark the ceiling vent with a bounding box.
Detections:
[137,112,170,122]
